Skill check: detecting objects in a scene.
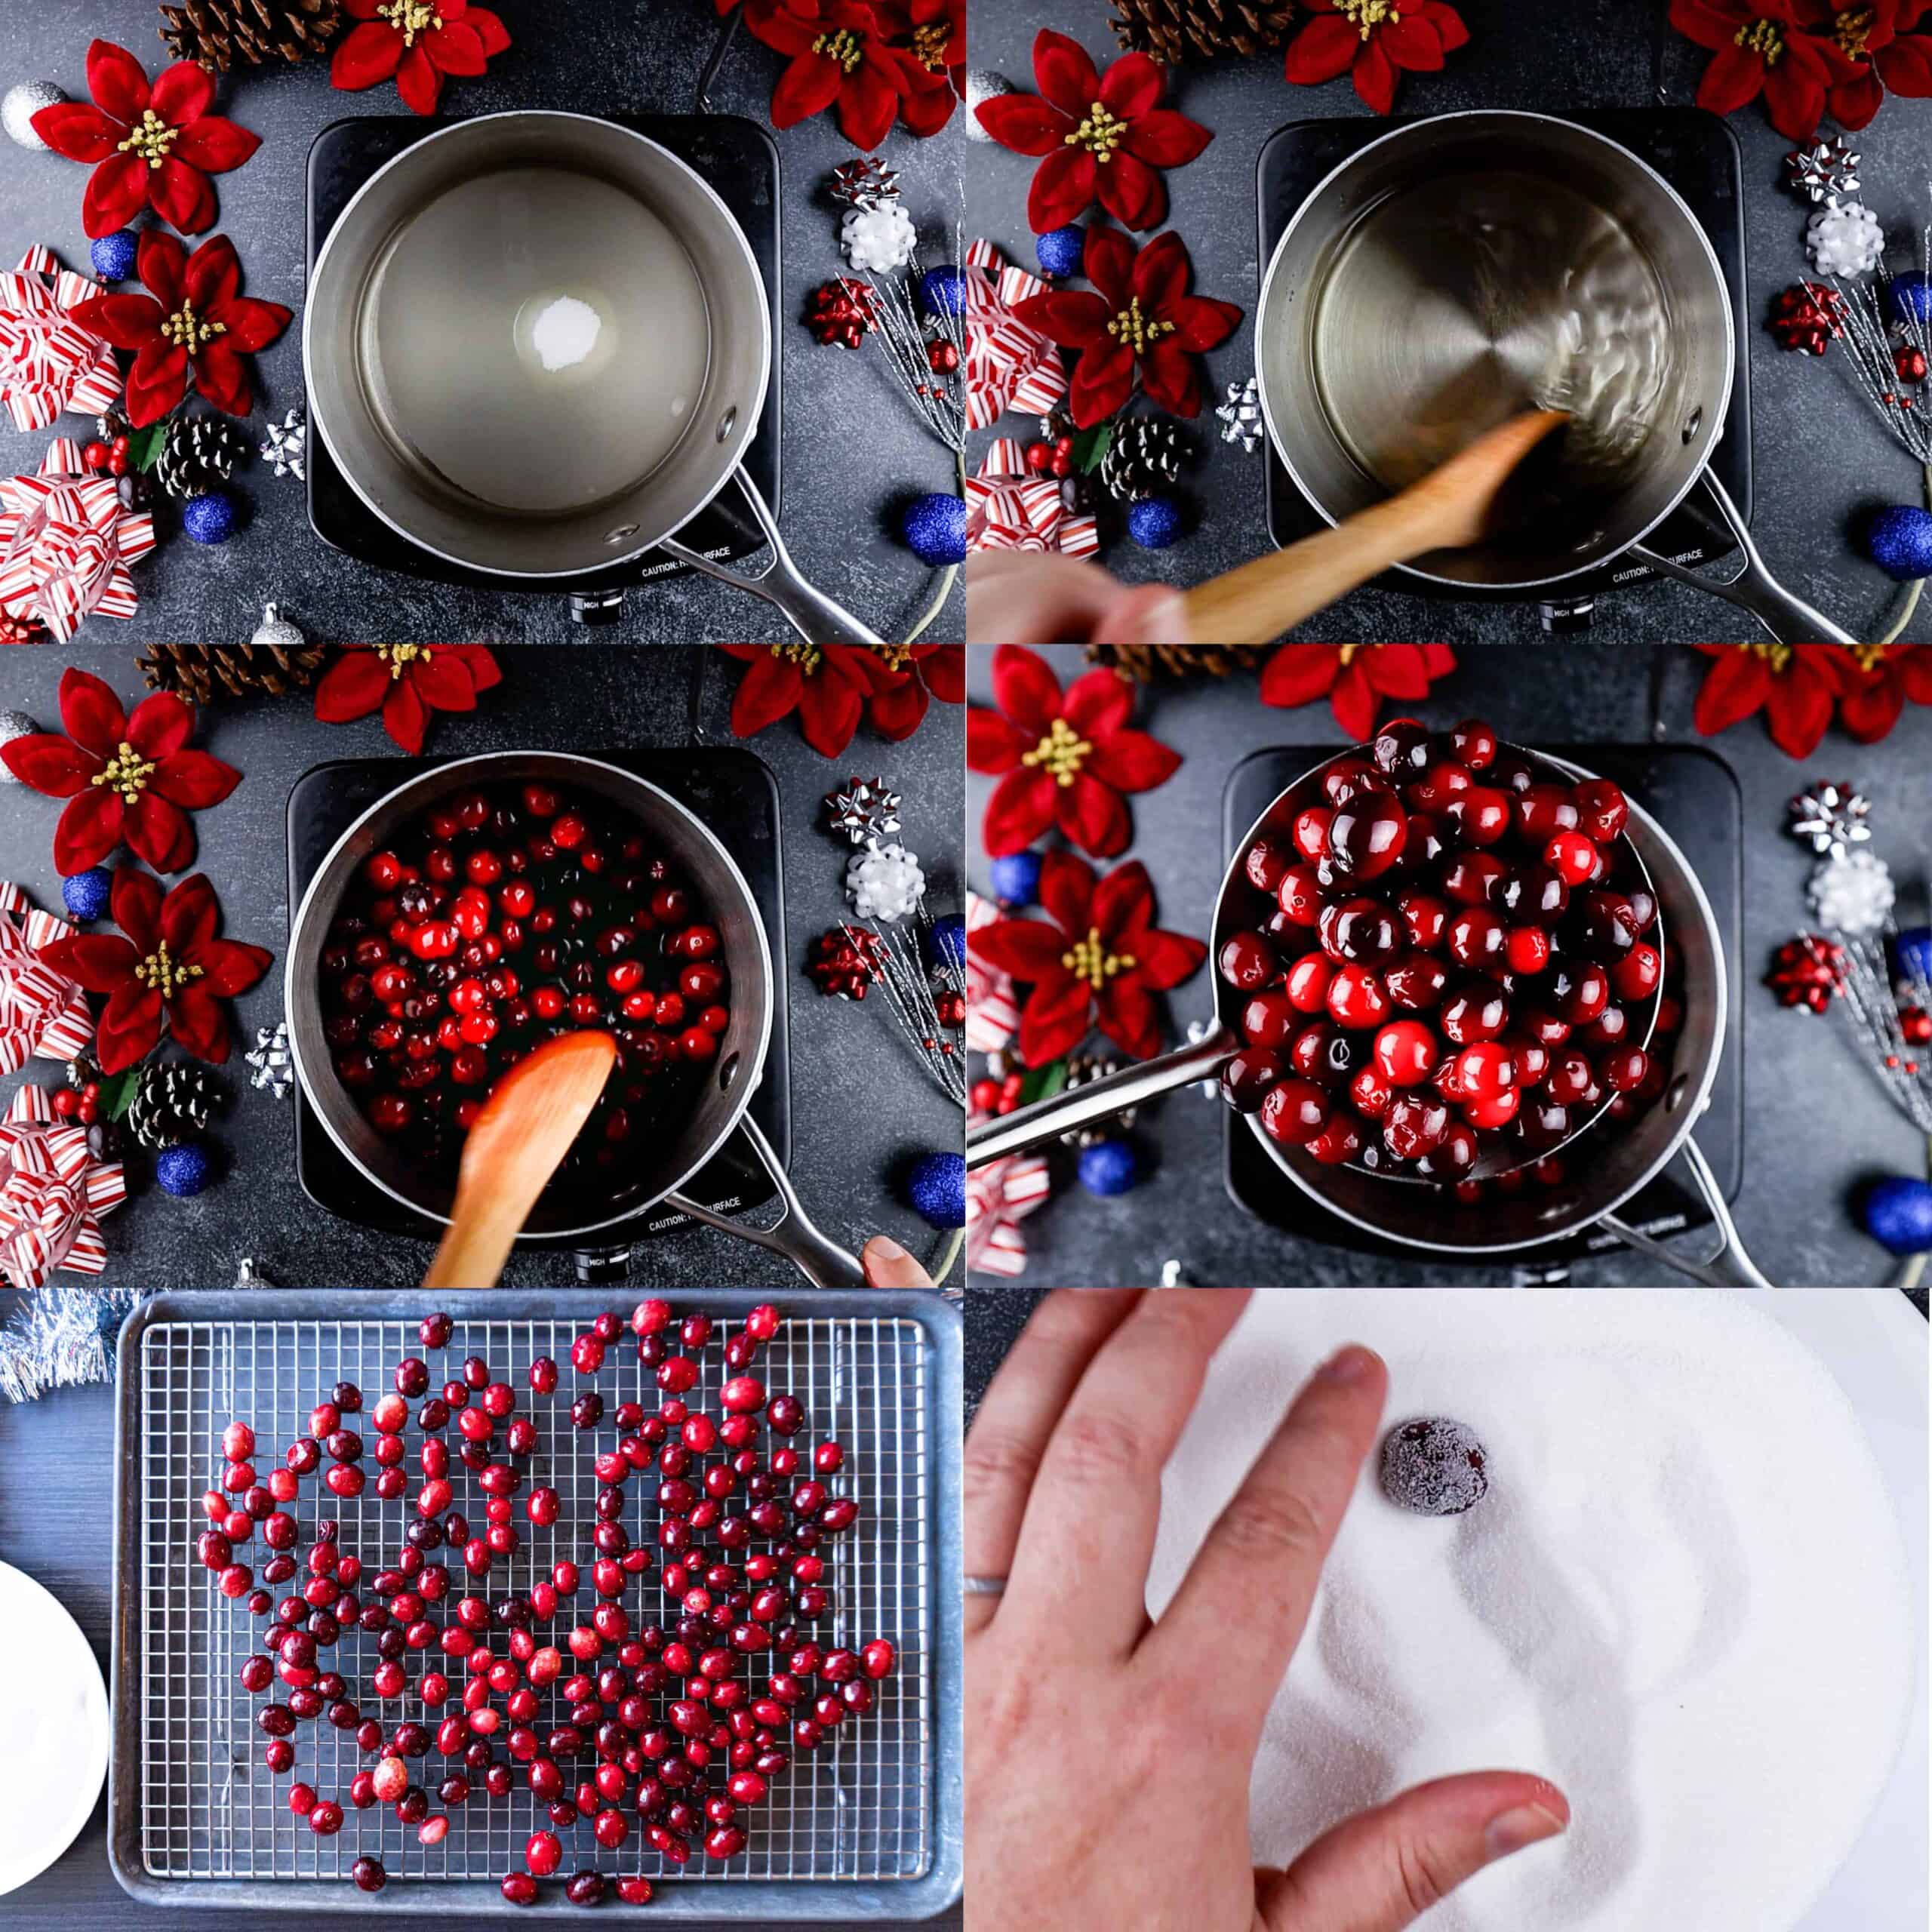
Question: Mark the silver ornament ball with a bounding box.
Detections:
[0,709,38,780]
[964,70,1013,141]
[250,601,305,648]
[3,81,64,151]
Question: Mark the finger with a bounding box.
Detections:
[861,1235,934,1287]
[966,552,1121,645]
[1138,1343,1386,1724]
[1255,1771,1569,1932]
[1094,583,1189,645]
[1005,1288,1252,1656]
[963,1290,1143,1632]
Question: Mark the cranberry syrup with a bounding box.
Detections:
[1217,718,1682,1198]
[318,783,731,1182]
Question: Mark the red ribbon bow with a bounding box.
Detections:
[964,891,1020,1053]
[964,238,1068,432]
[0,246,122,435]
[967,437,1100,559]
[964,1110,1052,1278]
[0,436,156,641]
[0,881,94,1075]
[0,1083,128,1289]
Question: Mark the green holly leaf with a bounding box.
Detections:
[1074,423,1113,475]
[127,422,168,472]
[100,1066,142,1121]
[1018,1059,1071,1106]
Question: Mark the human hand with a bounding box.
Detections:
[965,1289,1568,1930]
[861,1234,934,1287]
[968,551,1188,645]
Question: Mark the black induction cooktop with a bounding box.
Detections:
[285,747,789,1269]
[303,113,783,594]
[1221,744,1745,1276]
[1258,108,1753,632]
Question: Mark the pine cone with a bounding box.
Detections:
[1100,417,1189,504]
[156,413,249,500]
[128,1062,223,1151]
[1085,644,1267,681]
[138,640,328,703]
[1109,0,1297,63]
[158,0,343,69]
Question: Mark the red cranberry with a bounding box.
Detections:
[1275,863,1324,926]
[1220,1046,1286,1112]
[1383,1094,1450,1159]
[1543,832,1599,888]
[1372,1020,1438,1088]
[352,1857,386,1893]
[1370,718,1432,775]
[1217,929,1279,992]
[1258,1078,1328,1146]
[1571,778,1629,841]
[1320,897,1400,966]
[1327,791,1407,881]
[1384,952,1447,1011]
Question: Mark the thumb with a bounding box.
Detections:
[1094,582,1189,645]
[861,1234,934,1287]
[1255,1772,1568,1932]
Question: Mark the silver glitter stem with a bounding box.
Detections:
[841,903,966,1105]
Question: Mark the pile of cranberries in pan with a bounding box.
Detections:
[1217,716,1681,1193]
[318,783,731,1175]
[195,1302,894,1904]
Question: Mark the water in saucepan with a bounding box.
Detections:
[1311,170,1673,534]
[364,165,712,515]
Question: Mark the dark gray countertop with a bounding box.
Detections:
[0,643,964,1289]
[967,643,1932,1287]
[964,1,1930,642]
[0,0,963,645]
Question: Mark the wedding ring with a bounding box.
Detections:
[963,1574,1008,1596]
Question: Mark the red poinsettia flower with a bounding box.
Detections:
[1014,226,1241,426]
[1259,642,1459,743]
[313,644,503,755]
[969,644,1182,858]
[0,668,239,875]
[974,29,1212,232]
[869,644,965,740]
[747,0,924,150]
[37,866,270,1072]
[716,643,900,758]
[1836,641,1932,741]
[69,229,290,428]
[1284,0,1472,116]
[972,850,1206,1064]
[878,0,964,134]
[29,39,260,238]
[1820,0,1932,125]
[1669,0,1857,140]
[331,0,512,115]
[1689,642,1863,758]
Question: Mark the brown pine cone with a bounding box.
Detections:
[138,640,328,703]
[1109,0,1298,63]
[158,0,343,70]
[1085,644,1268,682]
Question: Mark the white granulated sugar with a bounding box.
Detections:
[1145,1291,1912,1932]
[528,294,601,371]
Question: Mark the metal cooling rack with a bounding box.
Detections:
[111,1291,962,1918]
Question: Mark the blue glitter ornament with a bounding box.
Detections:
[918,265,967,320]
[1078,1140,1140,1196]
[1127,494,1183,549]
[90,229,137,281]
[925,911,966,975]
[182,490,238,546]
[1861,1174,1932,1254]
[904,1149,965,1228]
[60,866,112,921]
[1861,504,1932,581]
[901,491,965,567]
[989,850,1042,904]
[156,1142,214,1198]
[1035,225,1084,278]
[1895,925,1932,983]
[1890,270,1932,327]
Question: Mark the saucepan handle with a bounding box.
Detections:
[1597,1134,1776,1287]
[664,1113,867,1287]
[657,471,887,648]
[1625,473,1855,645]
[968,1023,1240,1168]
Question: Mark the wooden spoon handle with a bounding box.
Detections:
[423,1208,528,1292]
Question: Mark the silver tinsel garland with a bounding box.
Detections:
[0,1287,137,1403]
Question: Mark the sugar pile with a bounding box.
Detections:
[1145,1291,1913,1932]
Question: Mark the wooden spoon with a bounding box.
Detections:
[1180,409,1571,645]
[422,1029,619,1289]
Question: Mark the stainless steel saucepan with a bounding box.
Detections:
[968,744,1772,1286]
[1255,111,1852,645]
[286,752,866,1285]
[304,111,882,645]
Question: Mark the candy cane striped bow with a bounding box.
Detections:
[964,891,1018,1053]
[0,437,156,642]
[965,237,1068,433]
[0,1084,128,1291]
[0,881,93,1076]
[0,246,120,435]
[965,1120,1052,1279]
[967,438,1100,559]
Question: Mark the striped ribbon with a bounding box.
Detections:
[0,245,121,435]
[964,237,1068,433]
[0,881,93,1076]
[964,891,1018,1053]
[0,436,156,642]
[967,438,1100,559]
[964,1119,1053,1279]
[0,1084,128,1291]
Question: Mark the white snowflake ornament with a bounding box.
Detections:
[840,202,917,275]
[846,842,924,922]
[1806,201,1885,280]
[1807,850,1894,936]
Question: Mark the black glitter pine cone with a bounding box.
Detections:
[1109,0,1297,63]
[158,0,343,70]
[128,1062,223,1150]
[155,412,248,500]
[1100,417,1189,504]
